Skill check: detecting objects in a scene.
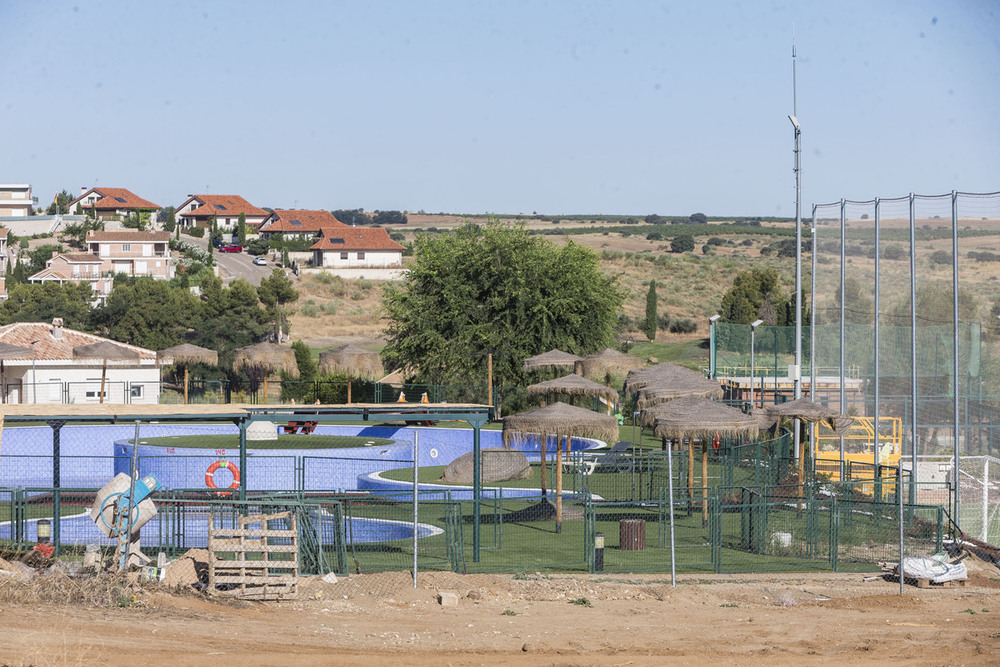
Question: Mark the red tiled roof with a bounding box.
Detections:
[69,187,160,211]
[0,228,9,239]
[0,322,156,361]
[179,195,268,219]
[309,226,406,252]
[86,230,171,243]
[59,253,103,263]
[263,210,346,233]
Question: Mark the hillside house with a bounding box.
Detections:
[310,226,405,269]
[67,187,160,221]
[28,252,114,304]
[0,184,33,217]
[175,194,270,232]
[258,209,346,241]
[86,230,172,279]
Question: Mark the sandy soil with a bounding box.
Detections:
[2,566,999,666]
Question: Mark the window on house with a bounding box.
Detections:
[130,385,143,399]
[340,252,348,260]
[358,252,365,259]
[122,244,131,252]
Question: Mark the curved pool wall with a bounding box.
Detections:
[356,470,589,501]
[0,512,443,548]
[0,423,604,492]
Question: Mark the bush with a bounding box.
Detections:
[670,234,695,253]
[707,237,727,246]
[702,244,712,255]
[247,238,269,255]
[930,250,951,265]
[668,318,697,334]
[646,231,664,241]
[186,226,205,238]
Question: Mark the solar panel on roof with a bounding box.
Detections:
[330,238,344,243]
[214,203,227,210]
[114,197,127,203]
[290,220,302,226]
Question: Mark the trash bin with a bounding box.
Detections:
[619,518,646,551]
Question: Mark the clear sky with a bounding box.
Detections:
[3,1,998,216]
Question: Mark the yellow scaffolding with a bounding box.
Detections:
[814,416,902,497]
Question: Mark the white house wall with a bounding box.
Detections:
[4,363,161,404]
[316,250,403,268]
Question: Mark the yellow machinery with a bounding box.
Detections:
[814,416,902,497]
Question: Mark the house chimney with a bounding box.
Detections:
[52,317,64,339]
[81,187,88,195]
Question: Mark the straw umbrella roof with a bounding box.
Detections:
[156,343,218,367]
[232,342,299,377]
[623,361,718,396]
[0,342,32,359]
[72,341,141,362]
[765,398,855,433]
[502,402,619,447]
[574,348,645,380]
[522,349,582,373]
[643,395,759,441]
[318,344,384,380]
[526,373,619,403]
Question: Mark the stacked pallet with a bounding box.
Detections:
[208,511,298,600]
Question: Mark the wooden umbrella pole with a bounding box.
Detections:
[540,436,547,497]
[184,365,189,405]
[100,361,107,404]
[347,379,352,404]
[1,360,5,404]
[687,440,695,513]
[555,434,564,533]
[263,376,268,405]
[701,439,709,528]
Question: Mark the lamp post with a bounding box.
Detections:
[30,340,40,404]
[709,314,721,379]
[789,112,803,462]
[750,320,763,409]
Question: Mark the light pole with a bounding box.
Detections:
[750,320,763,409]
[790,35,804,462]
[29,340,39,404]
[709,314,721,379]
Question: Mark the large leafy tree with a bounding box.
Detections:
[257,268,298,341]
[0,282,93,328]
[192,276,270,365]
[720,267,792,326]
[381,221,624,387]
[91,278,200,350]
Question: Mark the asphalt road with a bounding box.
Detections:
[181,235,279,287]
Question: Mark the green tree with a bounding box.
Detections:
[28,244,64,274]
[257,268,299,341]
[237,213,247,246]
[91,278,200,349]
[719,267,791,325]
[46,189,73,215]
[332,209,372,226]
[192,277,270,366]
[670,234,695,253]
[0,282,93,328]
[372,210,407,225]
[61,218,104,250]
[381,221,625,388]
[689,212,708,224]
[644,280,658,341]
[162,206,176,232]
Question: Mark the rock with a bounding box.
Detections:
[322,572,339,584]
[466,590,482,600]
[438,591,459,607]
[522,643,535,652]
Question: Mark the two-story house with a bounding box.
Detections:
[310,226,405,269]
[28,252,114,304]
[86,230,172,278]
[257,209,346,240]
[175,194,270,232]
[67,187,160,220]
[0,184,33,217]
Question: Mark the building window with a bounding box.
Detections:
[130,385,143,399]
[340,252,348,260]
[122,244,131,252]
[357,252,365,260]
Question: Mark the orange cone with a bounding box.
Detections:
[420,392,429,404]
[397,391,406,402]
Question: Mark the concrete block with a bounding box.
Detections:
[438,591,459,607]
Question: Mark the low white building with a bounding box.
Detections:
[310,226,405,269]
[0,184,33,217]
[0,319,160,404]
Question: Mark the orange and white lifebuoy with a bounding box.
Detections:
[205,459,240,495]
[712,432,721,449]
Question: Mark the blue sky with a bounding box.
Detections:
[3,1,998,216]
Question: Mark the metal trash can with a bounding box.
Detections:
[619,518,646,551]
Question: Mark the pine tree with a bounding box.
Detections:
[644,280,658,340]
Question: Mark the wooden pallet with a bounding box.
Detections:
[208,511,298,600]
[880,563,967,589]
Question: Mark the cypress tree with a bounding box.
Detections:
[644,280,657,340]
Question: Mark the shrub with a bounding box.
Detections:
[930,250,951,265]
[670,235,695,253]
[669,318,697,334]
[186,226,205,238]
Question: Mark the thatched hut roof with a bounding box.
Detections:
[232,342,299,377]
[623,362,717,395]
[765,398,854,433]
[642,395,759,441]
[72,341,141,362]
[0,342,32,360]
[156,343,218,367]
[526,373,619,403]
[522,349,582,373]
[574,348,645,380]
[502,402,619,447]
[318,344,384,380]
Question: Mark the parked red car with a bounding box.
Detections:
[220,244,243,253]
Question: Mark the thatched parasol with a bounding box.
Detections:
[73,341,142,404]
[503,402,618,531]
[574,348,645,381]
[157,343,219,405]
[522,349,582,377]
[526,373,619,406]
[623,361,721,398]
[765,398,854,434]
[0,342,32,405]
[233,342,299,404]
[318,344,383,403]
[644,395,759,440]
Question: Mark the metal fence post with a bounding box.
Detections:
[47,420,65,556]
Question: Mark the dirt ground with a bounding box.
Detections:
[2,565,999,666]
